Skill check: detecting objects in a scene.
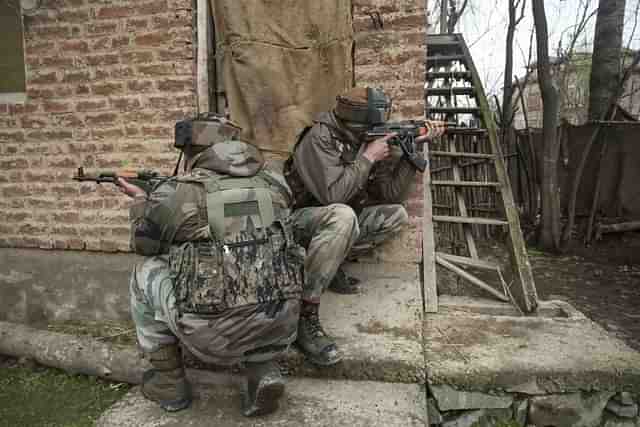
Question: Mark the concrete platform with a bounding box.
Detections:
[424,297,640,395]
[96,370,427,427]
[284,262,424,383]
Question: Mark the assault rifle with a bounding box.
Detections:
[366,120,455,172]
[72,167,170,194]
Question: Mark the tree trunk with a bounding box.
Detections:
[588,0,626,120]
[440,0,448,33]
[532,0,561,251]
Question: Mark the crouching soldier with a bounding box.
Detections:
[119,115,304,416]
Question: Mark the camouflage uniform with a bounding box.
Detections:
[129,142,301,366]
[285,111,415,303]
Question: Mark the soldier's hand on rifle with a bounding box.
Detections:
[416,120,446,143]
[363,132,397,163]
[117,177,146,198]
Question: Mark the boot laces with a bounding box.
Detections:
[304,311,326,338]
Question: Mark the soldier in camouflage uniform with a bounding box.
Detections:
[284,87,444,366]
[120,116,302,417]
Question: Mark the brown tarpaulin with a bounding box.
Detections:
[210,0,353,154]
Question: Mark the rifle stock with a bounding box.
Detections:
[72,167,169,193]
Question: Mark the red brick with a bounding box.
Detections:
[51,185,80,197]
[89,36,111,50]
[0,104,7,114]
[121,51,154,64]
[0,158,29,169]
[59,9,91,23]
[55,86,75,97]
[138,63,175,76]
[25,173,57,185]
[66,239,87,250]
[157,78,193,92]
[19,223,49,234]
[76,85,91,95]
[141,126,172,138]
[76,100,107,112]
[44,101,73,114]
[388,13,426,30]
[110,97,141,111]
[63,70,91,83]
[60,40,89,53]
[158,48,192,61]
[137,0,168,15]
[26,130,73,141]
[92,82,124,96]
[5,211,31,222]
[48,157,77,168]
[86,53,120,66]
[27,87,56,98]
[30,71,58,85]
[2,185,29,197]
[28,12,58,26]
[56,114,84,127]
[21,116,49,129]
[92,127,125,139]
[148,94,194,108]
[25,40,57,55]
[0,131,26,143]
[86,113,118,126]
[52,226,79,236]
[127,80,154,92]
[125,127,141,137]
[87,22,119,35]
[23,144,49,155]
[135,31,171,47]
[53,211,80,223]
[31,25,72,39]
[3,145,19,154]
[112,36,130,49]
[67,142,98,153]
[96,5,135,19]
[125,18,149,31]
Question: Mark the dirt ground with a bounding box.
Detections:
[531,232,640,352]
[440,231,640,352]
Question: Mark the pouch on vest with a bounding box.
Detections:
[170,172,304,315]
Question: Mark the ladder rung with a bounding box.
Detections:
[430,151,494,159]
[436,252,500,271]
[432,180,501,188]
[427,107,480,114]
[426,34,463,46]
[426,54,467,65]
[426,71,473,80]
[433,215,508,226]
[425,87,476,96]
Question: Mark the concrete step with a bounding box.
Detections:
[187,262,425,384]
[96,370,427,427]
[424,297,640,397]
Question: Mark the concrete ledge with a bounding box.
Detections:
[97,370,427,427]
[424,299,640,395]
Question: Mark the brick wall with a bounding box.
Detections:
[0,0,427,254]
[0,0,196,252]
[353,0,427,261]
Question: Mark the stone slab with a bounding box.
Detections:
[424,299,640,394]
[96,370,427,427]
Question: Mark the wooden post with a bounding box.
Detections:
[196,0,209,114]
[423,142,438,313]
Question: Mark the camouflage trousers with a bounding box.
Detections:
[129,255,299,366]
[290,203,408,303]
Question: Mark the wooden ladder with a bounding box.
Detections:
[422,33,538,314]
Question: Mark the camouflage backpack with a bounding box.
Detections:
[168,141,304,315]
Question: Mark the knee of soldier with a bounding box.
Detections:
[326,203,360,239]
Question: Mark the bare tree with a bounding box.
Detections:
[502,0,527,129]
[532,0,562,251]
[437,0,470,33]
[589,0,627,119]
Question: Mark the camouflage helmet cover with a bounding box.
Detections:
[175,113,242,149]
[192,140,264,177]
[334,86,391,126]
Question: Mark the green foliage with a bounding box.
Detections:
[0,367,130,427]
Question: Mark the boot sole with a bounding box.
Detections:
[141,389,192,412]
[243,378,285,417]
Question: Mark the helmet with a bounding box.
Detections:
[334,87,391,127]
[175,113,242,149]
[192,140,264,177]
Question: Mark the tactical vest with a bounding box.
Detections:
[168,170,304,315]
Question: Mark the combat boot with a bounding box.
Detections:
[328,266,361,294]
[242,360,285,417]
[141,344,192,412]
[295,303,343,366]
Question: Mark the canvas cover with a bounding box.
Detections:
[210,0,353,154]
